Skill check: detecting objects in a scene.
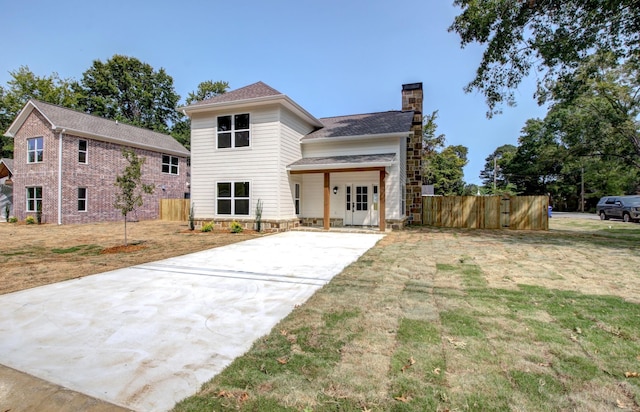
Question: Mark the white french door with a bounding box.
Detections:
[345,184,377,226]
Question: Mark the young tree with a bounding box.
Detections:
[77,55,180,133]
[449,1,640,116]
[114,149,155,246]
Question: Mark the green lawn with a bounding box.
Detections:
[173,218,640,411]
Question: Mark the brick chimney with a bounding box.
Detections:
[402,83,423,225]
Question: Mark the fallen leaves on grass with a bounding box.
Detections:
[277,356,288,365]
[394,394,411,403]
[624,371,639,378]
[216,389,249,403]
[433,367,441,375]
[401,356,416,373]
[445,336,466,349]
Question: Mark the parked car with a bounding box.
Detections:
[596,196,640,222]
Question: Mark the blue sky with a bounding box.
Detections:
[1,0,546,185]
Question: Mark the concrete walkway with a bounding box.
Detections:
[0,231,383,412]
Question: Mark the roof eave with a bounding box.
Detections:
[301,131,410,144]
[51,126,190,157]
[179,95,323,128]
[3,100,51,138]
[287,160,396,172]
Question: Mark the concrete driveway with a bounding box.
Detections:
[0,231,383,411]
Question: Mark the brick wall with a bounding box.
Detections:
[12,111,190,224]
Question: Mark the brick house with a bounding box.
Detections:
[180,81,422,231]
[3,100,190,224]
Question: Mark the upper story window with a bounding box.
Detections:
[78,140,88,164]
[217,113,250,149]
[162,154,179,175]
[27,137,43,163]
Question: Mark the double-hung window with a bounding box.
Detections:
[78,140,88,164]
[217,182,250,215]
[27,137,43,163]
[162,154,179,175]
[217,114,250,149]
[294,183,301,215]
[26,187,42,212]
[78,188,87,212]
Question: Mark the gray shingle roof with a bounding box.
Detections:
[0,158,13,173]
[287,153,396,170]
[27,100,189,156]
[303,111,414,141]
[188,81,283,107]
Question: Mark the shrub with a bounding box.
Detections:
[230,220,243,233]
[201,221,214,232]
[8,217,18,223]
[25,216,36,225]
[188,202,195,231]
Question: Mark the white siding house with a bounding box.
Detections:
[180,81,423,231]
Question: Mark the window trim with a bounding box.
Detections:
[78,139,88,164]
[162,154,179,175]
[216,113,251,149]
[216,181,251,216]
[27,137,44,163]
[78,187,87,212]
[26,186,42,212]
[294,183,301,215]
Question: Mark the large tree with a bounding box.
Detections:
[171,80,229,150]
[480,144,516,191]
[544,52,640,168]
[422,111,469,195]
[77,55,180,133]
[0,66,79,157]
[450,0,640,116]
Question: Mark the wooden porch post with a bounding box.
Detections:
[379,169,386,232]
[324,172,330,230]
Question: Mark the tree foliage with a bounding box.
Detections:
[450,0,640,116]
[171,80,229,150]
[480,144,516,190]
[0,66,79,157]
[114,149,155,245]
[77,55,180,133]
[422,111,469,195]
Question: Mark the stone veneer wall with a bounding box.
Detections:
[401,83,424,225]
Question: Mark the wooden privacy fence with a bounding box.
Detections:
[160,199,190,221]
[422,195,549,230]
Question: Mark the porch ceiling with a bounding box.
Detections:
[287,153,395,174]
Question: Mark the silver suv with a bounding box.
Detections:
[596,196,640,222]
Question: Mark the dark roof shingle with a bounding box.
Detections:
[189,81,283,107]
[30,100,189,156]
[303,111,414,141]
[287,153,396,169]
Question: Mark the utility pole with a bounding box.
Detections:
[581,167,585,213]
[493,156,497,192]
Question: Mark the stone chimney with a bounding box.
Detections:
[402,83,423,225]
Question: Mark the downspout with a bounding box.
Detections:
[58,129,65,225]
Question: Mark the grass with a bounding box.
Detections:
[173,218,640,411]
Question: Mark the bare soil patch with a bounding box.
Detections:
[0,220,264,295]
